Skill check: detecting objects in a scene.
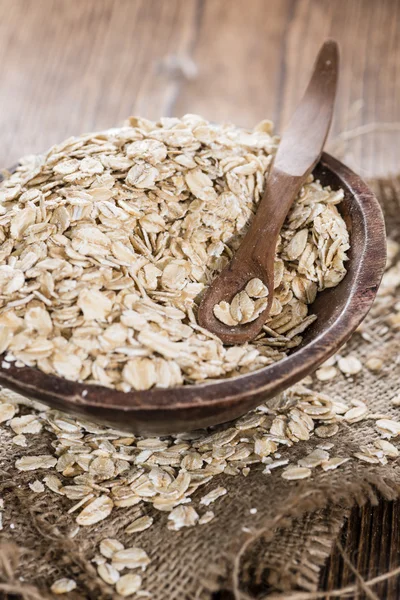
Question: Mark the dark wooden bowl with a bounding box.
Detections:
[0,153,386,434]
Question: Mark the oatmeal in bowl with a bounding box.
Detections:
[0,115,350,394]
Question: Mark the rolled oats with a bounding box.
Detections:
[338,356,363,375]
[10,414,42,434]
[167,505,199,530]
[0,402,16,423]
[0,115,348,390]
[391,395,400,406]
[321,457,351,471]
[112,547,150,571]
[344,404,368,423]
[125,515,154,534]
[376,418,400,438]
[315,366,338,381]
[116,573,142,597]
[314,424,339,438]
[199,486,227,506]
[298,449,330,468]
[98,562,120,585]
[15,455,57,471]
[281,466,312,480]
[199,510,215,525]
[365,357,384,371]
[76,495,113,526]
[50,578,77,594]
[100,538,125,559]
[28,480,45,493]
[374,439,399,458]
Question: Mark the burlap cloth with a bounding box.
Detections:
[1,176,400,600]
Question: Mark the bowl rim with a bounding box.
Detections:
[0,152,387,415]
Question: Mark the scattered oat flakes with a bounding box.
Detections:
[0,403,16,423]
[43,474,63,494]
[10,414,42,434]
[315,424,339,438]
[354,452,381,464]
[15,455,57,471]
[317,442,334,451]
[338,356,362,375]
[199,511,215,525]
[50,578,77,594]
[200,486,227,506]
[97,562,120,585]
[76,495,113,526]
[392,395,400,406]
[93,554,106,566]
[112,547,150,571]
[29,480,45,493]
[100,538,125,559]
[375,439,399,458]
[263,459,290,473]
[298,449,330,468]
[167,505,199,530]
[321,457,351,471]
[365,357,384,371]
[125,515,154,534]
[282,466,312,480]
[12,434,27,447]
[344,404,368,423]
[316,366,338,381]
[376,419,400,438]
[3,337,395,548]
[116,573,142,597]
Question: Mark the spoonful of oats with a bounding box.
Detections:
[197,40,339,344]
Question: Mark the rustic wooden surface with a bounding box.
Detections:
[320,501,400,600]
[0,0,399,178]
[0,0,399,597]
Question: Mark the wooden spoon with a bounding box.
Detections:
[197,40,339,344]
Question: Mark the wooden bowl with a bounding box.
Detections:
[0,153,386,434]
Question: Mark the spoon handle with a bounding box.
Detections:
[198,40,339,344]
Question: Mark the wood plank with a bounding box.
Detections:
[320,501,400,599]
[0,0,399,177]
[0,0,198,166]
[175,0,400,178]
[387,500,400,600]
[276,0,400,178]
[173,0,293,127]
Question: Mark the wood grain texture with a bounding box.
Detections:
[0,0,399,177]
[320,501,400,599]
[0,0,398,595]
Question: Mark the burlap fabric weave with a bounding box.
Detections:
[0,176,400,600]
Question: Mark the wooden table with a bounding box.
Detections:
[0,1,399,597]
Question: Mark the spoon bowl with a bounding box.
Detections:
[0,153,386,434]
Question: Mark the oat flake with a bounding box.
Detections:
[50,578,77,594]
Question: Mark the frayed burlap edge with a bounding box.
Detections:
[2,471,400,600]
[230,471,400,600]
